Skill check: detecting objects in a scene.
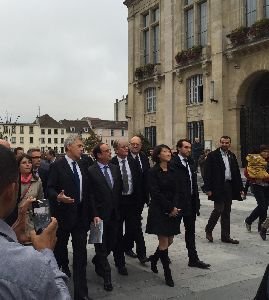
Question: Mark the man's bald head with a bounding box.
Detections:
[129,136,142,155]
[0,139,10,149]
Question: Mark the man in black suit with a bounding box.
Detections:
[111,140,147,274]
[125,135,150,259]
[47,134,92,300]
[88,143,122,292]
[170,139,210,269]
[204,136,243,244]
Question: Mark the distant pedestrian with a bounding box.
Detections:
[198,149,211,180]
[14,147,24,160]
[244,145,269,233]
[192,137,203,172]
[204,136,243,244]
[146,144,181,287]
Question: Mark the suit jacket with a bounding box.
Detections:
[38,166,49,198]
[88,162,122,222]
[47,157,92,231]
[110,155,141,206]
[128,151,150,205]
[203,148,243,202]
[170,156,200,216]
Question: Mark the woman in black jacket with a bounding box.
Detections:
[146,144,181,287]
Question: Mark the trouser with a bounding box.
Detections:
[205,181,233,239]
[245,185,269,230]
[125,202,145,253]
[182,214,199,262]
[54,225,88,300]
[94,219,119,276]
[113,202,146,266]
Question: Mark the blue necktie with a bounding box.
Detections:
[72,161,80,204]
[103,166,113,189]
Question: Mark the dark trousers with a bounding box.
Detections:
[205,181,233,239]
[94,218,118,275]
[113,201,146,267]
[182,214,199,263]
[245,185,269,230]
[54,225,88,300]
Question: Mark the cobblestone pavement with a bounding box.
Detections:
[67,176,267,300]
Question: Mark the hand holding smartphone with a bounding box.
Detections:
[32,199,51,235]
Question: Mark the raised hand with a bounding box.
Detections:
[57,190,74,204]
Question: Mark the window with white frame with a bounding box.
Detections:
[20,137,24,144]
[185,0,193,5]
[11,137,16,144]
[145,126,156,147]
[145,87,157,113]
[265,0,269,17]
[186,8,194,49]
[187,75,203,105]
[246,0,257,27]
[40,138,45,144]
[198,1,207,46]
[187,121,204,145]
[141,7,160,65]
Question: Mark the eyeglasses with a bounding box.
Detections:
[32,156,41,159]
[130,143,141,146]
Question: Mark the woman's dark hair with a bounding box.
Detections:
[152,144,171,163]
[17,153,37,180]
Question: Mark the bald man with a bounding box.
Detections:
[0,139,10,148]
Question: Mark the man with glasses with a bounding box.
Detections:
[125,136,150,261]
[88,143,122,292]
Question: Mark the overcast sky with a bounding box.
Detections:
[0,0,128,123]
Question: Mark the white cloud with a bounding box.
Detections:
[0,0,128,122]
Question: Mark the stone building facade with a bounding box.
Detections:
[124,0,269,164]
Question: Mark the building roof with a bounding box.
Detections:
[90,119,128,130]
[36,114,64,128]
[60,119,94,134]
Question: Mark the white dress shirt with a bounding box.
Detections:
[178,154,193,193]
[131,152,143,171]
[117,156,133,195]
[97,161,114,188]
[65,155,82,201]
[220,149,232,181]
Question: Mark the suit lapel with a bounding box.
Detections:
[63,158,76,185]
[109,163,118,190]
[93,163,113,190]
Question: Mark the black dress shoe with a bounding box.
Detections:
[221,237,239,244]
[205,231,213,242]
[61,266,71,278]
[117,266,128,275]
[188,260,211,269]
[104,278,113,291]
[138,256,148,264]
[80,296,93,300]
[125,250,137,258]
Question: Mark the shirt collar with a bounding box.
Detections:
[0,219,18,242]
[178,154,186,162]
[97,161,108,169]
[131,152,138,159]
[65,154,76,164]
[220,148,228,156]
[117,156,127,163]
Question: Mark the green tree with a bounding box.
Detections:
[84,133,101,153]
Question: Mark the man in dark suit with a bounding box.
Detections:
[47,134,92,300]
[204,136,243,244]
[111,140,147,274]
[124,135,150,259]
[170,139,210,269]
[88,143,122,292]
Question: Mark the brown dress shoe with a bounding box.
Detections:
[206,232,213,242]
[221,237,239,244]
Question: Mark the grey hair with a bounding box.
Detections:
[64,134,82,151]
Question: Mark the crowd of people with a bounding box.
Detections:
[0,134,268,300]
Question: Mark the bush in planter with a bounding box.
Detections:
[175,45,202,65]
[229,26,249,46]
[135,64,155,79]
[249,18,269,39]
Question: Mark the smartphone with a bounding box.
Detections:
[32,199,51,235]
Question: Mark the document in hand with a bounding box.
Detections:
[88,221,103,244]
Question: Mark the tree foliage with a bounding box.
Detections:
[135,132,152,155]
[83,133,101,153]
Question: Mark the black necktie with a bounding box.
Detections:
[121,159,129,194]
[135,155,142,172]
[72,161,80,204]
[103,166,113,189]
